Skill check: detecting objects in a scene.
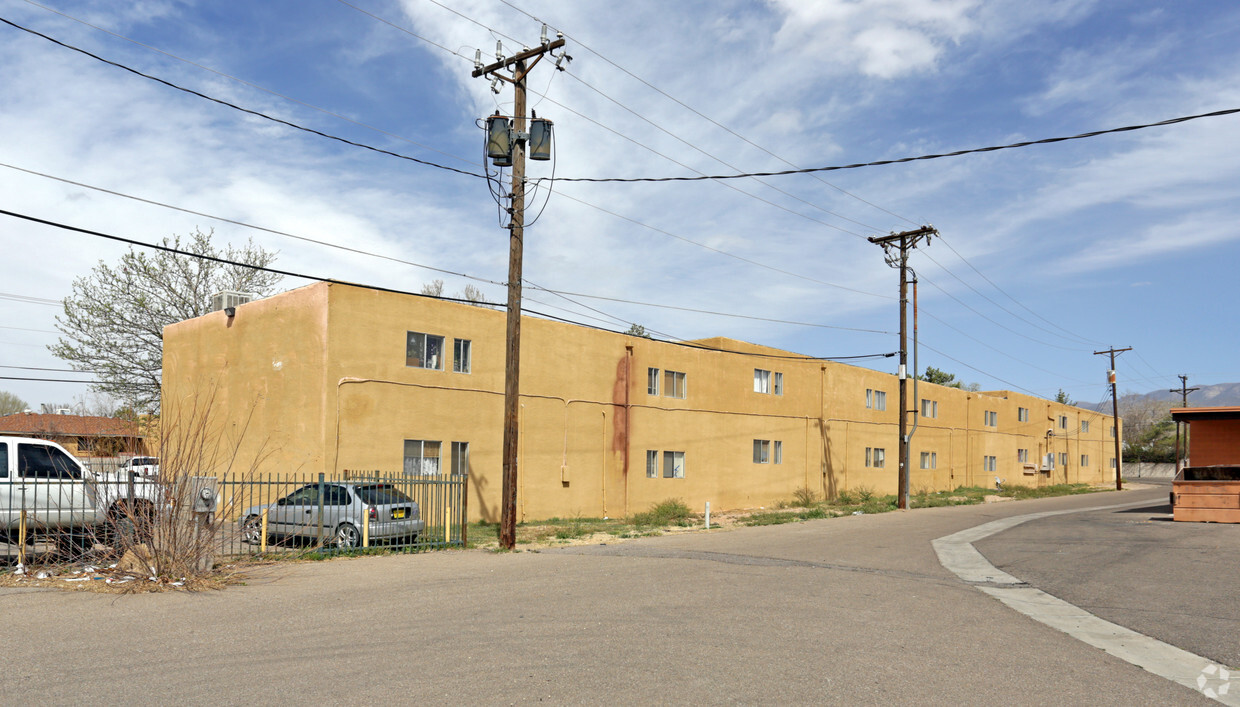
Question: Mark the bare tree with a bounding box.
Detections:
[0,390,28,415]
[52,228,281,413]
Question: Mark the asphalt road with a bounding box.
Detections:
[0,486,1221,705]
[977,479,1240,669]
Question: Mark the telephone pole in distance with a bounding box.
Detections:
[1093,346,1131,490]
[1170,374,1199,474]
[869,225,937,509]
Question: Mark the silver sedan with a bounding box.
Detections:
[240,482,424,549]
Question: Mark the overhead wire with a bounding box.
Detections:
[20,0,481,171]
[918,276,1086,352]
[0,17,486,179]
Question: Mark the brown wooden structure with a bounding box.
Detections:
[1170,407,1240,523]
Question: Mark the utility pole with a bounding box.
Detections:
[869,225,937,510]
[1093,346,1132,490]
[1170,374,1199,474]
[474,32,568,550]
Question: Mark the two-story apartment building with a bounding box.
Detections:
[162,282,1118,522]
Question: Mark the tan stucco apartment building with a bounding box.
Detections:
[162,282,1119,522]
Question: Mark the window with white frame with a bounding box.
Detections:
[1110,457,1116,469]
[754,369,771,394]
[663,370,687,399]
[1045,453,1056,469]
[753,439,771,464]
[921,399,938,418]
[1081,420,1090,433]
[1110,426,1116,438]
[1080,454,1090,467]
[453,339,471,373]
[773,372,783,396]
[984,410,998,427]
[647,368,659,395]
[663,450,685,478]
[451,441,470,475]
[920,451,937,469]
[983,455,997,472]
[1017,448,1029,463]
[866,389,887,411]
[1059,452,1068,467]
[406,331,445,370]
[1059,415,1068,429]
[774,440,782,464]
[1018,407,1029,422]
[403,439,441,475]
[646,450,658,478]
[866,447,886,468]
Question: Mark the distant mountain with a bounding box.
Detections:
[1090,382,1240,411]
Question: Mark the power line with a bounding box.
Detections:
[917,340,1043,398]
[0,375,99,383]
[917,308,1090,384]
[492,0,918,227]
[21,0,481,171]
[0,160,502,287]
[548,107,1240,183]
[0,16,486,179]
[0,365,94,373]
[0,291,60,306]
[918,276,1086,352]
[0,324,57,334]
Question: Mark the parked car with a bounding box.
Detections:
[1,437,163,540]
[240,482,424,549]
[115,456,159,478]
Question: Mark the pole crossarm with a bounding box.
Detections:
[867,225,937,247]
[473,38,566,79]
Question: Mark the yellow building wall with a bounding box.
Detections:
[162,282,1121,523]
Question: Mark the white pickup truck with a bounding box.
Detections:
[1,437,163,540]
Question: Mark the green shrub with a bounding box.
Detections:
[792,487,819,507]
[632,498,693,527]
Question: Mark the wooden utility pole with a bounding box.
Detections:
[473,37,566,550]
[1170,374,1199,474]
[1094,346,1132,490]
[868,225,937,509]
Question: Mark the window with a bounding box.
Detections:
[18,444,81,480]
[866,447,886,468]
[647,368,659,395]
[451,441,470,476]
[403,439,441,475]
[1080,454,1090,467]
[983,455,997,472]
[921,399,938,418]
[1059,415,1068,429]
[1081,420,1090,433]
[406,331,445,370]
[984,410,998,427]
[774,440,782,464]
[1017,448,1029,463]
[322,485,352,506]
[453,339,471,373]
[646,450,658,478]
[1059,452,1068,467]
[1045,453,1056,470]
[920,451,937,469]
[1110,426,1116,438]
[663,370,687,399]
[1018,407,1029,422]
[754,369,771,394]
[866,389,887,411]
[753,439,771,464]
[663,451,685,478]
[0,442,7,478]
[773,372,783,396]
[1110,458,1117,469]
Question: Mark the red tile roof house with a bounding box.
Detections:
[0,412,150,464]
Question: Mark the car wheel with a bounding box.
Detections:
[334,523,361,549]
[241,515,264,545]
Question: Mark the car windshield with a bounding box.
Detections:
[354,484,412,505]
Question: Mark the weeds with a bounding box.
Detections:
[632,499,693,528]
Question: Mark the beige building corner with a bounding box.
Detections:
[162,282,1120,522]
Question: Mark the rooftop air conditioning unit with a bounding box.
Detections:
[211,291,256,312]
[55,408,71,415]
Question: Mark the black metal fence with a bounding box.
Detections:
[216,471,468,557]
[3,468,467,565]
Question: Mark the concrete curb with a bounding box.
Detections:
[934,499,1238,705]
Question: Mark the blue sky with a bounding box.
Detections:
[1,0,1238,412]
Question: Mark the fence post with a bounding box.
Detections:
[317,472,325,547]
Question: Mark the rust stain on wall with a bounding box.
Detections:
[611,354,629,476]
